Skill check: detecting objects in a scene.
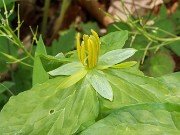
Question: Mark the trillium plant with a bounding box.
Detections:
[49,30,137,101]
[0,30,179,134]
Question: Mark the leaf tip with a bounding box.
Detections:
[108,95,113,101]
[105,90,113,101]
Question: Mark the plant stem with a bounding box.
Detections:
[130,20,180,42]
[0,83,14,96]
[143,41,172,50]
[141,41,152,64]
[5,25,34,60]
[2,0,9,25]
[144,26,178,38]
[41,0,51,38]
[17,4,20,39]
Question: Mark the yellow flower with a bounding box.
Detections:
[76,30,100,69]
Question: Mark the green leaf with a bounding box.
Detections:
[0,94,8,110]
[143,49,175,77]
[107,22,131,33]
[80,103,180,135]
[99,68,179,115]
[157,72,180,92]
[172,9,180,35]
[0,77,99,134]
[0,0,14,8]
[99,48,137,67]
[57,69,87,89]
[0,52,32,67]
[33,36,49,86]
[169,40,180,56]
[33,57,49,86]
[153,4,175,37]
[35,36,47,56]
[124,34,147,60]
[79,22,100,35]
[49,62,83,76]
[39,53,72,72]
[0,61,7,72]
[0,52,18,62]
[100,31,128,54]
[40,53,68,63]
[0,81,14,94]
[0,37,18,72]
[154,19,174,37]
[51,28,76,54]
[158,4,167,19]
[112,61,137,69]
[86,70,113,101]
[0,37,16,56]
[12,65,32,92]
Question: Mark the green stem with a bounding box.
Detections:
[145,26,178,38]
[147,33,180,42]
[141,41,152,64]
[5,25,34,60]
[17,4,20,39]
[6,40,15,96]
[143,41,172,50]
[0,83,14,96]
[130,20,180,42]
[41,0,51,38]
[2,0,9,25]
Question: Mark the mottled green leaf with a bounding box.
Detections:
[57,69,87,89]
[100,31,128,53]
[0,77,99,134]
[51,28,76,54]
[143,50,175,77]
[80,103,180,135]
[99,68,179,115]
[169,40,180,56]
[157,72,180,93]
[35,36,47,56]
[33,36,49,86]
[12,65,32,92]
[39,53,72,72]
[99,48,137,67]
[80,22,100,35]
[86,70,113,101]
[0,37,17,72]
[112,61,137,69]
[49,62,83,76]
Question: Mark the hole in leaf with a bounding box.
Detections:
[49,109,55,114]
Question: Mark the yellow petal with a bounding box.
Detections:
[89,37,97,66]
[91,29,100,44]
[83,34,89,46]
[80,42,86,65]
[76,33,81,61]
[87,39,94,68]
